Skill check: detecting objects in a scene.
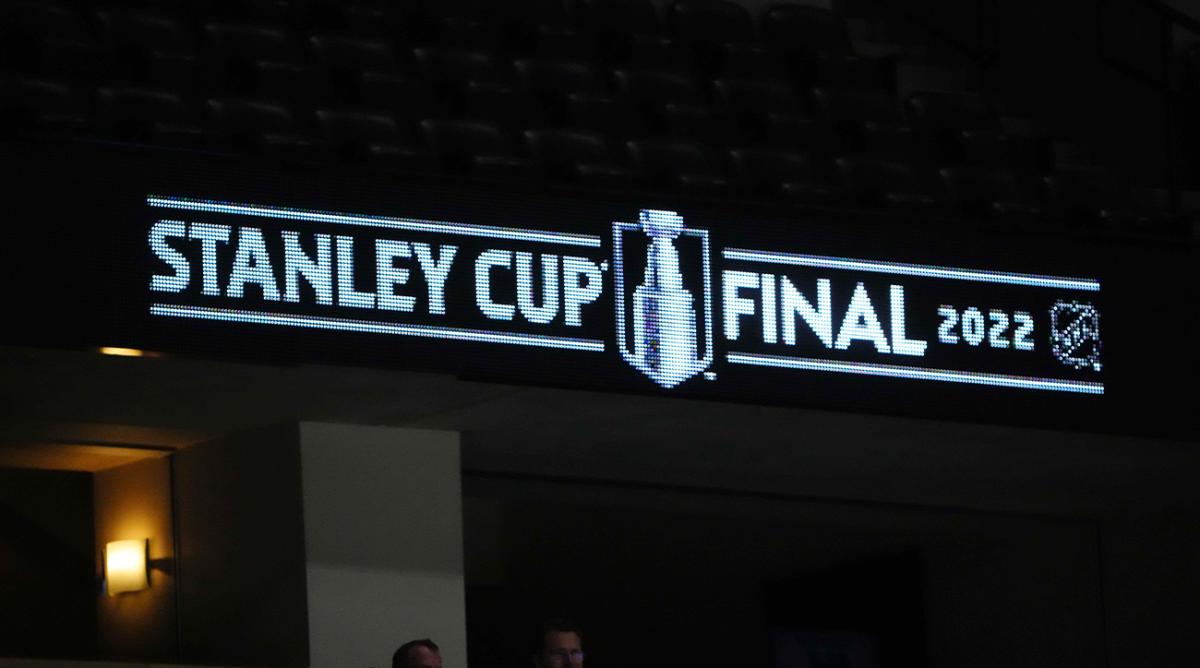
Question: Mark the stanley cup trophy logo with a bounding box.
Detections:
[613,209,714,388]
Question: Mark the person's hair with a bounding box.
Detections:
[537,618,584,653]
[393,638,439,668]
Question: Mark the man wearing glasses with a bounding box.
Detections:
[534,619,585,668]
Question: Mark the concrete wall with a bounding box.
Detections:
[173,425,310,668]
[300,423,466,668]
[94,456,176,661]
[168,423,467,668]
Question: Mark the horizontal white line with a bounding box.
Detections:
[722,248,1100,292]
[147,196,604,247]
[725,352,1103,394]
[150,304,606,352]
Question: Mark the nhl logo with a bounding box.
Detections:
[612,210,715,388]
[1050,300,1102,372]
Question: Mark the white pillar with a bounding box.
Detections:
[299,423,466,668]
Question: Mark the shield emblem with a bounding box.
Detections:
[1050,300,1102,372]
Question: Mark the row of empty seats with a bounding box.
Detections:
[0,0,1184,235]
[2,72,1045,172]
[3,0,855,56]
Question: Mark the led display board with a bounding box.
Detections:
[145,196,1103,395]
[3,141,1193,437]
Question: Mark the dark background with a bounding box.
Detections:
[3,139,1186,440]
[2,0,1200,665]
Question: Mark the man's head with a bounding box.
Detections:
[393,638,442,668]
[534,619,584,668]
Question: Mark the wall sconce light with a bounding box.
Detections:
[99,347,145,357]
[105,539,149,595]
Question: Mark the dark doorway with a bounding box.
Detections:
[462,475,927,668]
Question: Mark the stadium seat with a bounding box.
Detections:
[713,77,802,113]
[364,143,441,171]
[462,81,548,128]
[861,121,933,163]
[666,0,754,45]
[529,25,599,62]
[813,87,901,149]
[765,111,839,155]
[573,0,660,36]
[0,75,89,133]
[97,85,194,139]
[316,108,411,150]
[1,3,95,78]
[813,87,900,124]
[401,1,474,45]
[146,50,203,89]
[207,97,301,147]
[731,147,835,200]
[663,102,742,147]
[572,162,647,188]
[762,4,851,56]
[623,35,695,71]
[836,155,943,210]
[1042,165,1157,229]
[906,91,999,160]
[614,69,704,106]
[259,133,337,160]
[358,72,439,117]
[515,58,605,101]
[310,35,401,75]
[960,129,1044,169]
[717,42,787,78]
[402,0,490,22]
[2,2,91,42]
[939,165,1044,220]
[677,171,744,196]
[493,0,571,29]
[218,0,294,23]
[470,154,541,180]
[525,128,613,176]
[27,39,105,80]
[906,91,998,132]
[96,10,193,52]
[95,10,194,83]
[627,137,728,187]
[413,47,508,85]
[205,22,298,62]
[814,53,890,89]
[564,92,648,138]
[149,120,216,148]
[346,5,404,36]
[255,60,335,105]
[1,76,79,115]
[203,23,293,93]
[302,3,401,37]
[437,15,504,51]
[421,118,515,169]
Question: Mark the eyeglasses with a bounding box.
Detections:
[547,649,585,663]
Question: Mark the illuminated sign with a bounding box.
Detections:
[146,195,1104,395]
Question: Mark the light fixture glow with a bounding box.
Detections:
[99,347,145,357]
[105,539,149,595]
